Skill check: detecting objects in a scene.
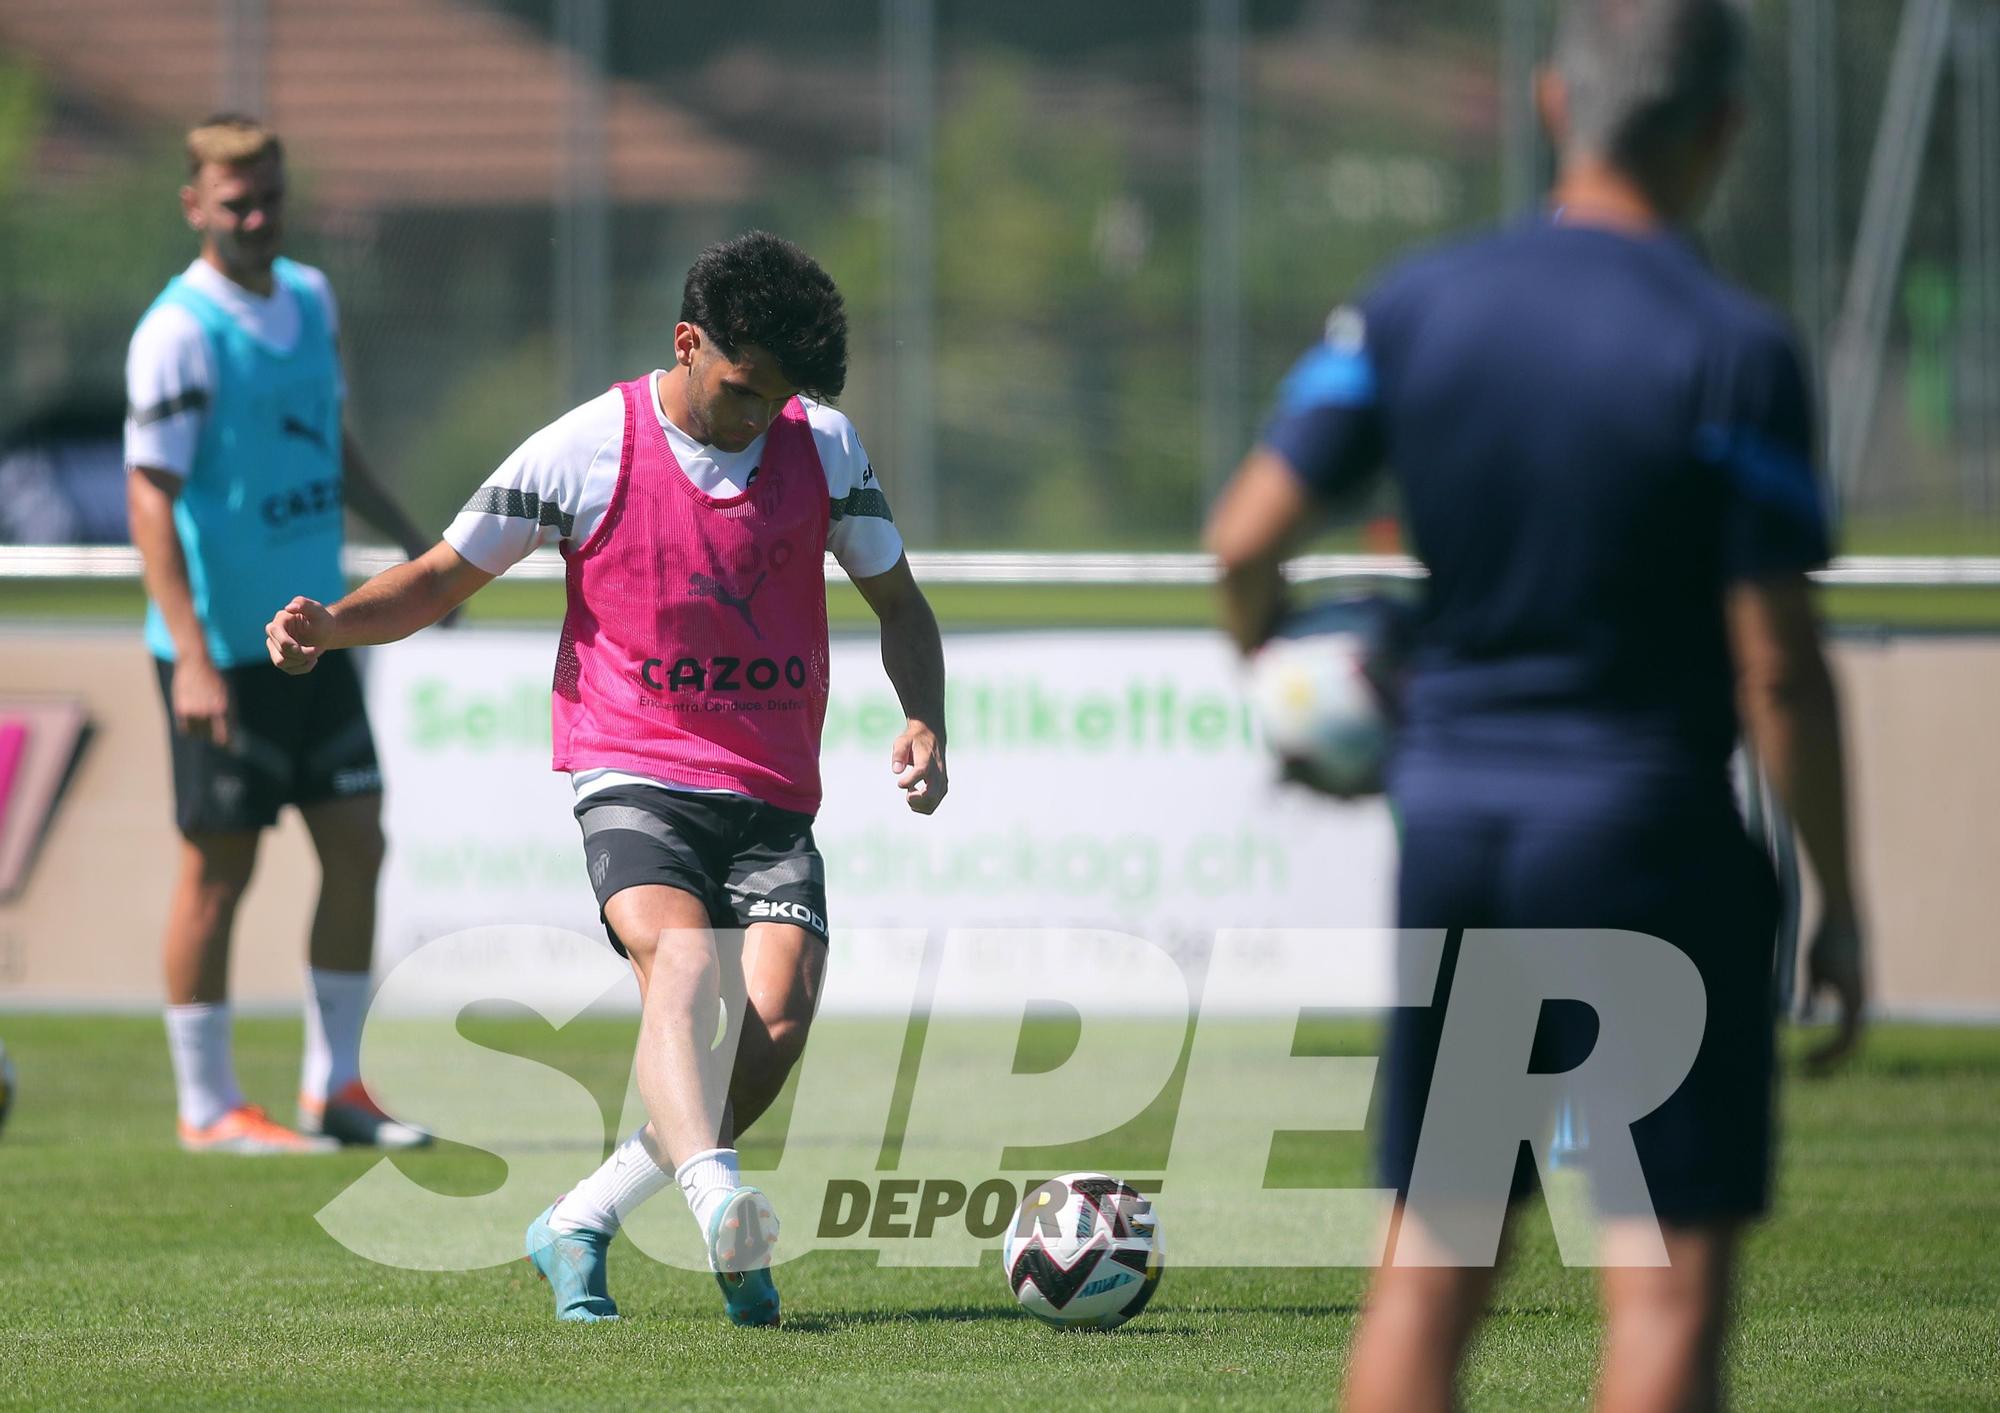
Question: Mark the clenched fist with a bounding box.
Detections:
[267,596,333,674]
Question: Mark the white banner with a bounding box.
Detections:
[366,629,1396,1012]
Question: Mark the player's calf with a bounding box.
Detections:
[726,1009,815,1136]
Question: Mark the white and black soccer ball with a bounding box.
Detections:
[0,1039,15,1138]
[1247,591,1415,798]
[1002,1173,1162,1330]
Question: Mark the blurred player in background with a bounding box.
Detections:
[127,115,433,1155]
[1207,2,1864,1408]
[266,231,948,1328]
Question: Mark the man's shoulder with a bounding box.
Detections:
[1565,227,1798,354]
[274,258,339,325]
[1385,225,1798,351]
[273,256,330,285]
[797,398,870,491]
[525,387,627,461]
[127,295,211,381]
[1366,227,1513,302]
[1276,233,1497,387]
[135,259,207,326]
[131,295,205,346]
[1323,228,1523,354]
[1366,222,1694,307]
[278,257,332,291]
[798,396,860,443]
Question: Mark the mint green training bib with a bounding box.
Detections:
[143,258,347,667]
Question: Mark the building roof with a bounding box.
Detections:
[0,0,753,209]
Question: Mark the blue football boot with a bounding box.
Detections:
[524,1200,620,1323]
[707,1186,781,1327]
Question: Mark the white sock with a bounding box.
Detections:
[675,1146,742,1232]
[164,1002,244,1130]
[302,967,371,1102]
[552,1127,676,1236]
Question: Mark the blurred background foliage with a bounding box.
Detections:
[0,0,1994,552]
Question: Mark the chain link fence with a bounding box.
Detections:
[0,0,1995,551]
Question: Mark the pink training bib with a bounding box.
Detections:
[551,377,832,814]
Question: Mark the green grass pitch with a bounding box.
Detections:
[0,1014,1995,1409]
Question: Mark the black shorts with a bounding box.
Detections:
[574,785,830,956]
[1380,777,1780,1226]
[153,652,381,835]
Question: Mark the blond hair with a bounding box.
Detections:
[184,113,282,176]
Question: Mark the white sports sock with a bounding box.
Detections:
[301,967,371,1102]
[552,1127,676,1236]
[675,1146,743,1232]
[164,1002,244,1130]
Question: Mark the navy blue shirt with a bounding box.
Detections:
[1262,222,1830,773]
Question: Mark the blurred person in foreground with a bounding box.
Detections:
[1206,2,1864,1408]
[126,114,433,1154]
[265,231,948,1329]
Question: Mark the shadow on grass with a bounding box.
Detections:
[1147,1302,1362,1322]
[779,1301,1361,1334]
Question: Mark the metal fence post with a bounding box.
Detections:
[1199,0,1246,506]
[1501,0,1547,220]
[1827,0,1955,514]
[885,0,939,545]
[556,0,611,408]
[1957,5,2000,517]
[1790,0,1841,369]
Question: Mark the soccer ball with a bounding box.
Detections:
[0,1040,14,1137]
[1002,1173,1163,1330]
[1247,591,1414,797]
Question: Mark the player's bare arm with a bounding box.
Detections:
[128,463,234,746]
[851,553,948,814]
[340,426,430,560]
[1729,573,1865,1070]
[268,541,492,674]
[1206,447,1312,654]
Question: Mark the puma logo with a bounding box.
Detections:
[281,415,329,451]
[689,570,768,639]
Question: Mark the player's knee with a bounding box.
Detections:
[196,864,256,901]
[320,816,387,881]
[187,835,258,897]
[622,923,714,984]
[351,818,387,875]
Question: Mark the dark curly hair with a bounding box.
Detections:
[680,231,848,400]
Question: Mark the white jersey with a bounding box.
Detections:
[443,370,906,802]
[123,260,342,480]
[444,371,900,580]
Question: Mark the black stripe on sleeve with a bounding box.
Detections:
[127,389,210,427]
[830,487,893,523]
[458,485,576,538]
